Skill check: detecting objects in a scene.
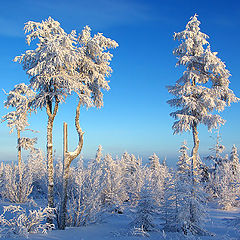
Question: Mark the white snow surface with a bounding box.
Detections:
[3,204,239,240]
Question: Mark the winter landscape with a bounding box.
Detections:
[1,0,240,239]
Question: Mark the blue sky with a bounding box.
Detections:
[0,0,240,165]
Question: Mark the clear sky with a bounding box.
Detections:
[0,0,240,165]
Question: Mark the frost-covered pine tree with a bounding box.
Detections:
[210,145,240,210]
[230,145,239,175]
[148,153,168,206]
[176,143,208,235]
[14,17,118,210]
[149,153,160,171]
[121,153,144,205]
[130,181,157,235]
[214,160,240,210]
[177,141,191,175]
[167,14,238,173]
[163,144,208,236]
[205,131,226,171]
[100,154,126,213]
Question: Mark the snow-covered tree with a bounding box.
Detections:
[148,153,160,171]
[167,14,238,173]
[95,145,103,164]
[14,17,118,210]
[2,83,36,177]
[130,181,157,234]
[1,84,38,203]
[163,145,208,236]
[205,131,226,171]
[100,154,126,212]
[177,141,191,175]
[230,145,239,175]
[176,144,208,235]
[66,159,85,227]
[214,159,240,210]
[27,149,47,198]
[1,163,33,203]
[121,153,144,205]
[147,153,169,206]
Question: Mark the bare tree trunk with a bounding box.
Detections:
[190,121,200,224]
[191,122,200,174]
[46,98,59,210]
[17,130,22,180]
[17,129,22,202]
[59,98,84,230]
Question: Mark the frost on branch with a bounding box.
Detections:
[14,18,118,110]
[2,83,35,133]
[0,205,54,238]
[19,137,37,151]
[14,17,79,108]
[78,26,119,108]
[1,163,33,203]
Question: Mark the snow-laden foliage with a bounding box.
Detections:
[78,26,118,108]
[121,152,144,205]
[54,157,64,201]
[163,143,209,236]
[27,149,47,198]
[177,141,191,174]
[2,83,35,133]
[100,154,126,212]
[66,156,103,227]
[167,14,238,134]
[213,158,240,210]
[0,205,54,238]
[130,179,157,233]
[1,163,33,203]
[14,16,118,211]
[230,144,239,174]
[14,17,118,109]
[205,131,226,170]
[66,159,85,227]
[19,137,38,151]
[148,153,169,206]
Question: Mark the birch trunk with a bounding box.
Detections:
[59,98,84,230]
[46,98,59,210]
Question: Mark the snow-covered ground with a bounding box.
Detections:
[5,205,239,240]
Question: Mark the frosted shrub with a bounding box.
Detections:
[27,149,47,198]
[2,163,32,203]
[0,205,54,238]
[131,226,150,237]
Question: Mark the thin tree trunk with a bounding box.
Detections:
[190,121,200,224]
[46,98,59,210]
[17,129,22,202]
[191,122,200,174]
[59,98,84,230]
[17,129,22,180]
